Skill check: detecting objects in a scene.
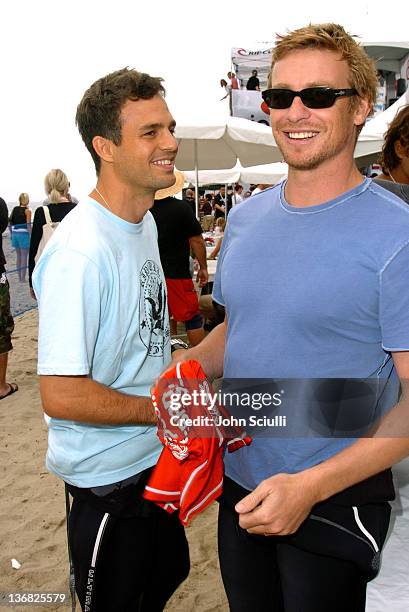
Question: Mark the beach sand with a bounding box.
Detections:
[0,310,228,611]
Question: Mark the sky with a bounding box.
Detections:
[1,0,409,202]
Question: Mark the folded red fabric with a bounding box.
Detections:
[143,359,251,525]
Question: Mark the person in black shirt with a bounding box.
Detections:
[184,188,196,216]
[0,196,17,399]
[213,187,226,219]
[152,172,208,346]
[246,70,260,91]
[9,193,31,282]
[28,169,76,298]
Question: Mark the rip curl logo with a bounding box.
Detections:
[139,260,169,356]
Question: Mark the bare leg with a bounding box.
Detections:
[16,249,22,281]
[0,352,17,398]
[20,249,28,282]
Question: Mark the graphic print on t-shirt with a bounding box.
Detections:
[139,260,170,356]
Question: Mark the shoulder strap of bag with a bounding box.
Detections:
[42,205,53,225]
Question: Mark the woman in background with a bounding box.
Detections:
[208,217,225,260]
[28,169,76,298]
[9,193,31,282]
[375,105,409,203]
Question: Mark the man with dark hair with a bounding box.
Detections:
[0,195,17,400]
[174,24,409,611]
[213,186,226,219]
[33,68,189,611]
[152,172,208,347]
[246,69,260,91]
[374,104,409,203]
[184,187,196,215]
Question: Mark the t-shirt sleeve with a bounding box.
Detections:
[180,200,202,237]
[212,223,230,307]
[34,248,104,375]
[380,242,409,351]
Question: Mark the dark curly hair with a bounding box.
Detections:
[379,105,409,174]
[76,67,165,174]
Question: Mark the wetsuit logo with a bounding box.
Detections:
[139,260,170,356]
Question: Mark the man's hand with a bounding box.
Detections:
[196,267,208,287]
[235,472,319,536]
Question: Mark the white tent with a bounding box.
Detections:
[174,116,282,214]
[183,162,288,187]
[231,42,409,91]
[361,89,409,139]
[174,116,281,171]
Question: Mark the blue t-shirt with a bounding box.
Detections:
[33,198,171,487]
[213,178,409,491]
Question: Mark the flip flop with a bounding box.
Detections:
[0,383,18,400]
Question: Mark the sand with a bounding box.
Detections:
[0,310,228,612]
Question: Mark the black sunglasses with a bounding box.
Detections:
[262,87,357,109]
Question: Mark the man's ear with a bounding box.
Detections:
[394,139,406,161]
[92,136,115,165]
[353,97,371,127]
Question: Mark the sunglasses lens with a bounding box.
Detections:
[264,90,295,109]
[301,89,336,108]
[263,88,344,109]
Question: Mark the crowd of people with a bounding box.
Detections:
[1,20,409,612]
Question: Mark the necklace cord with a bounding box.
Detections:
[94,187,112,211]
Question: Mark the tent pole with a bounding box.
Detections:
[225,183,228,219]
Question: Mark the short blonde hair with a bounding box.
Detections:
[270,23,378,114]
[18,192,29,206]
[44,169,69,204]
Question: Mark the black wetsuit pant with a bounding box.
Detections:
[218,478,391,612]
[66,469,189,612]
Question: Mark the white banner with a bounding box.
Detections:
[231,90,270,125]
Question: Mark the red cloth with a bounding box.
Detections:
[143,360,251,525]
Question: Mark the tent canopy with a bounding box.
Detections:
[174,116,282,171]
[183,162,288,187]
[232,42,409,84]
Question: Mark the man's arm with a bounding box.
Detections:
[189,234,208,287]
[237,351,409,536]
[40,375,156,424]
[214,202,225,213]
[172,316,227,381]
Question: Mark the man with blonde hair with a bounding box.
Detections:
[174,23,409,610]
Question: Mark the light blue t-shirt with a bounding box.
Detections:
[213,178,409,491]
[33,198,170,487]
